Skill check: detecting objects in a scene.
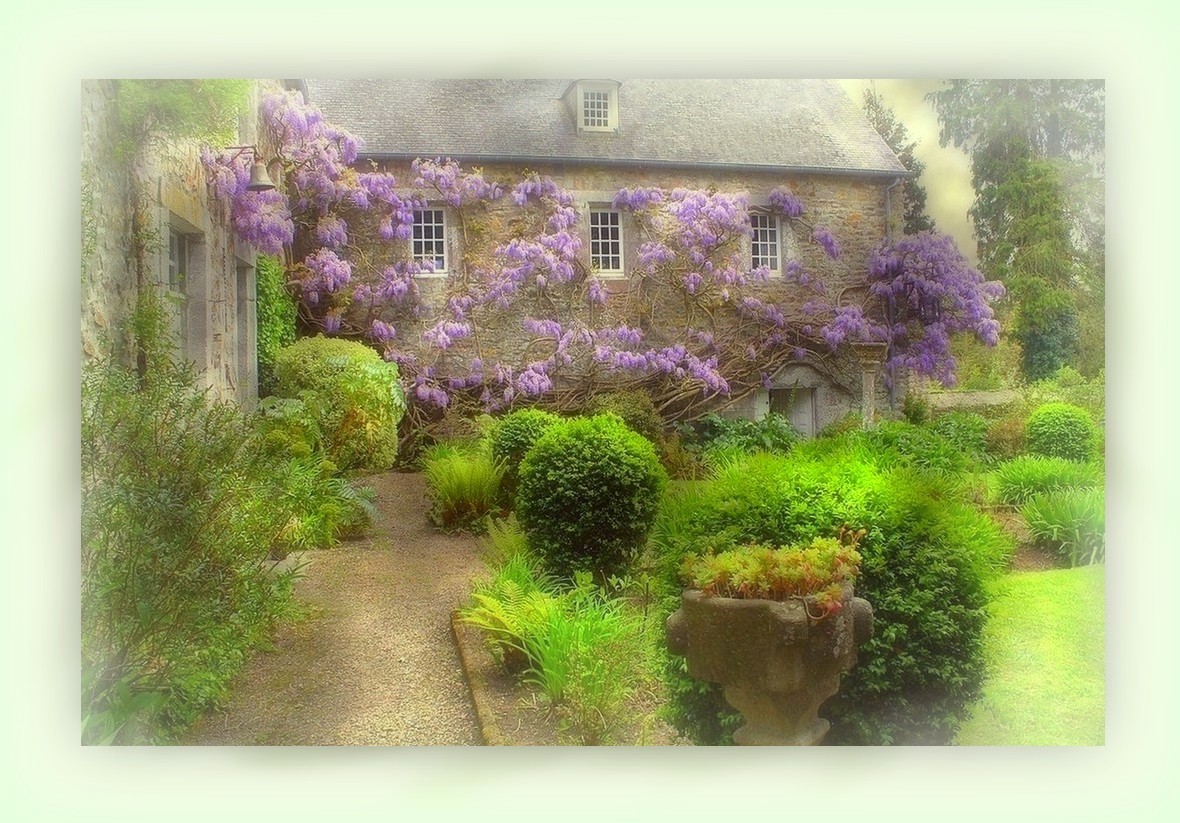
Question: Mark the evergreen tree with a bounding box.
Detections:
[927,80,1104,379]
[862,88,935,235]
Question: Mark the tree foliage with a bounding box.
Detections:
[927,80,1104,380]
[862,88,935,235]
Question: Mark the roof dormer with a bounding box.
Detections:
[565,80,620,134]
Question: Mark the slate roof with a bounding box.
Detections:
[301,79,908,177]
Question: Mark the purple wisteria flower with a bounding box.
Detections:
[768,186,805,218]
[812,227,842,260]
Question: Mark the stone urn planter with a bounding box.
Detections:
[666,585,873,745]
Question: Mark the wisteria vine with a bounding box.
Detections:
[202,88,1003,428]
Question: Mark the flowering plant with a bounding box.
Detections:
[203,89,1003,433]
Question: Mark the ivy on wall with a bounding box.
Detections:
[255,254,297,395]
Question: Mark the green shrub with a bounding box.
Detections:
[423,452,505,531]
[82,358,299,743]
[860,420,971,474]
[658,431,708,480]
[931,411,989,458]
[516,415,668,579]
[991,455,1104,505]
[583,389,666,445]
[255,254,296,396]
[986,415,1027,460]
[489,408,562,503]
[687,412,801,456]
[255,395,325,460]
[1026,402,1097,462]
[651,450,1013,745]
[1026,367,1105,427]
[272,335,405,472]
[1021,487,1106,567]
[266,457,377,558]
[902,390,930,425]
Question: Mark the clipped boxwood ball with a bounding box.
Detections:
[515,414,667,578]
[490,408,563,503]
[1025,402,1097,462]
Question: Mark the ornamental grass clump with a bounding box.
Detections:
[1020,487,1106,567]
[460,522,658,744]
[423,452,505,532]
[991,455,1104,506]
[516,414,667,579]
[680,533,863,617]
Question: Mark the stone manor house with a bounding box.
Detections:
[82,79,910,433]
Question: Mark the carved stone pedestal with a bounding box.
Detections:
[666,587,873,745]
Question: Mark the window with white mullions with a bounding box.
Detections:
[589,210,623,273]
[583,90,611,128]
[412,208,447,271]
[750,213,780,272]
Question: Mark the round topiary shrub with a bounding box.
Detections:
[1025,402,1097,462]
[515,414,668,578]
[272,335,405,472]
[583,389,666,445]
[489,408,563,503]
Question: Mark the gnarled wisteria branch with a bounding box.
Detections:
[202,88,1004,435]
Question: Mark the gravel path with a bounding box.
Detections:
[184,472,484,746]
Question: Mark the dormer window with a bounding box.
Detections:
[573,80,619,133]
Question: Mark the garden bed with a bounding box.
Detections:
[451,611,687,746]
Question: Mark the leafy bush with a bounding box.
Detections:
[1026,402,1098,462]
[255,254,296,396]
[859,420,971,474]
[902,390,930,425]
[423,452,505,531]
[488,408,562,503]
[986,415,1027,460]
[82,358,299,743]
[651,450,1013,745]
[583,389,666,445]
[255,395,325,460]
[1021,487,1106,567]
[688,412,801,456]
[1026,367,1105,427]
[991,455,1104,506]
[272,335,405,472]
[931,411,989,458]
[266,457,376,558]
[516,415,668,579]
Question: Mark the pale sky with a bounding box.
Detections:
[837,79,977,263]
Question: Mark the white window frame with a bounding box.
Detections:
[750,211,781,275]
[168,227,189,292]
[411,207,449,276]
[577,82,619,133]
[588,208,625,277]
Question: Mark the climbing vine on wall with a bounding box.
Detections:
[202,89,1003,431]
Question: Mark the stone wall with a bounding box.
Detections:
[335,159,898,427]
[81,80,267,407]
[81,80,135,364]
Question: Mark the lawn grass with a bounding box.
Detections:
[954,564,1105,745]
